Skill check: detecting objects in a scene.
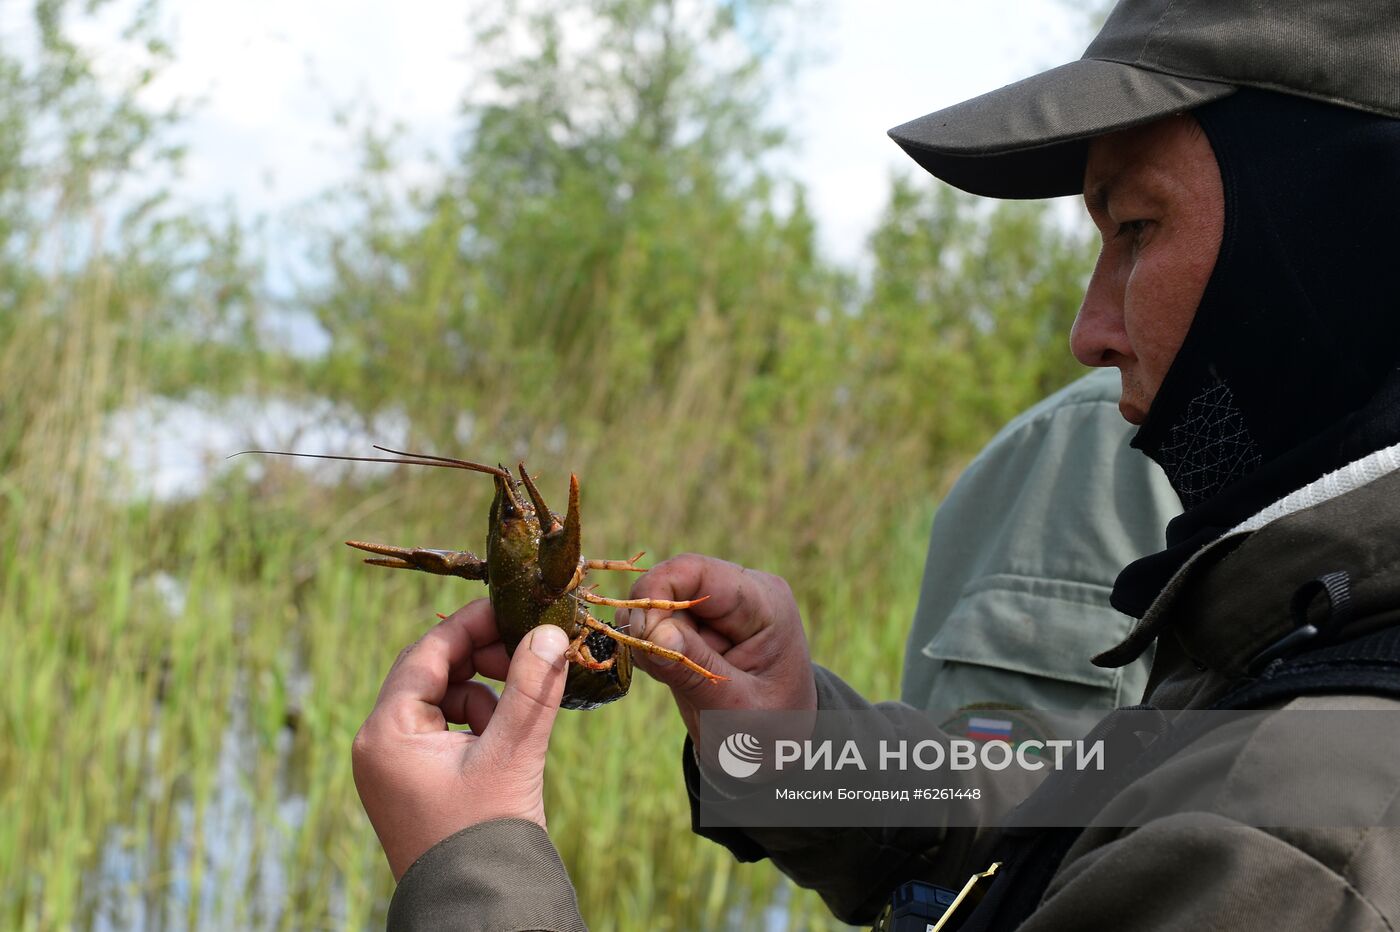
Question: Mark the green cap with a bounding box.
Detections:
[889,0,1400,199]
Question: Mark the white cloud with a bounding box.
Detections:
[785,0,1089,265]
[67,0,1092,263]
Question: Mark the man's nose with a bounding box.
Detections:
[1070,253,1131,368]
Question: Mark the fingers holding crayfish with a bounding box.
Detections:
[624,554,816,714]
[346,541,488,581]
[440,680,500,733]
[378,599,504,731]
[580,615,726,683]
[630,553,789,646]
[434,611,509,681]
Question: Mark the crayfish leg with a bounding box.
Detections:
[561,549,648,596]
[578,590,710,612]
[563,564,587,593]
[580,615,726,683]
[564,626,616,672]
[584,551,647,573]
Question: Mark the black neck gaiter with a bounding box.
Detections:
[1111,89,1400,618]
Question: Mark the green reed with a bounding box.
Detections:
[0,423,929,930]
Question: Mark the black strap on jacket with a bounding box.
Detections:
[955,574,1400,932]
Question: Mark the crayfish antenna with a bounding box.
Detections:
[230,445,539,524]
[228,447,512,479]
[370,446,510,479]
[538,473,582,594]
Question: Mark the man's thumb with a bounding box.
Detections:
[485,624,569,759]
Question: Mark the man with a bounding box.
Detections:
[353,1,1400,928]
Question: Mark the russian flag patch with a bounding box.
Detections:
[966,716,1014,743]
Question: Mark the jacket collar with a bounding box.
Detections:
[1095,440,1400,680]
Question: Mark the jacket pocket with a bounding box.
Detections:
[916,574,1145,714]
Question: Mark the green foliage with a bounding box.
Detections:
[857,176,1092,464]
[0,0,1101,927]
[308,0,826,443]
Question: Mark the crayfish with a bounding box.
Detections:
[236,446,725,709]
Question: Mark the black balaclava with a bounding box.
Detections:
[1111,88,1400,618]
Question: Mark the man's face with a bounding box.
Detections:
[1070,114,1225,425]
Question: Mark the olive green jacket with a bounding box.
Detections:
[688,446,1400,928]
[386,819,586,932]
[902,369,1178,717]
[387,446,1400,930]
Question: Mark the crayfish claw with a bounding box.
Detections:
[362,556,417,569]
[517,463,562,533]
[538,473,583,593]
[346,541,488,580]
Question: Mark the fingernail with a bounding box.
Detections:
[529,625,568,667]
[652,622,683,661]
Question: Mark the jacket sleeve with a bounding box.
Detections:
[685,665,1037,925]
[386,819,588,932]
[1020,814,1393,931]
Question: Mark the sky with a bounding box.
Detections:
[785,1,1088,261]
[70,0,1092,268]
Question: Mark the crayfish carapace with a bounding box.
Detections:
[234,446,726,709]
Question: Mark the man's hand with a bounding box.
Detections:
[350,599,569,880]
[624,554,817,740]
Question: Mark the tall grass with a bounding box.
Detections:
[0,237,957,929]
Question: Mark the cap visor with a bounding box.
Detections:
[889,59,1234,199]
